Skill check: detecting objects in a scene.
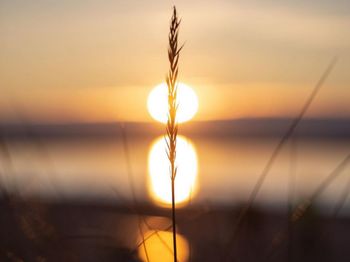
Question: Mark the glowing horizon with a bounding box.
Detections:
[0,1,349,123]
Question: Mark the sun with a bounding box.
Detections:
[147,82,199,123]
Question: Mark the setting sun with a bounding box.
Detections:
[147,82,199,123]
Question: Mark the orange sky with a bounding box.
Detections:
[0,0,349,123]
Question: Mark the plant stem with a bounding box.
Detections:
[171,175,177,262]
[166,6,182,262]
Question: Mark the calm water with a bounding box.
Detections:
[2,133,349,210]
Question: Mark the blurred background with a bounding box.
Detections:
[0,0,349,261]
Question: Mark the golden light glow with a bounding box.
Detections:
[148,135,198,206]
[138,230,189,262]
[147,82,199,123]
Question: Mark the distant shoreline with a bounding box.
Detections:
[0,118,349,138]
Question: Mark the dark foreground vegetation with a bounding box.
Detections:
[1,196,349,262]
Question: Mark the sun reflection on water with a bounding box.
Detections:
[138,230,189,262]
[148,135,198,206]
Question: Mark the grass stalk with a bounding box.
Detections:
[263,154,350,261]
[224,57,338,262]
[120,124,150,262]
[166,6,182,262]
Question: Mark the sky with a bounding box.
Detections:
[0,0,349,123]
